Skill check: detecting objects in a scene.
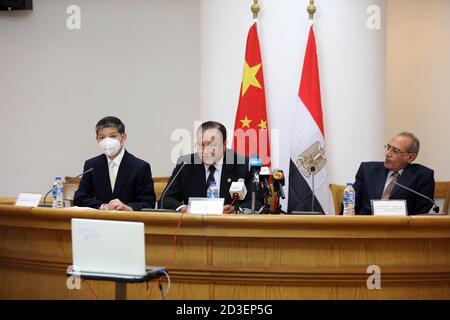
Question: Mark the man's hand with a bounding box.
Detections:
[178,205,188,213]
[223,204,236,214]
[103,199,132,211]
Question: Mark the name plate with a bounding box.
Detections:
[188,197,224,215]
[15,193,43,207]
[371,200,407,216]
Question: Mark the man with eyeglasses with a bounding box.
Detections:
[352,132,435,214]
[161,121,263,213]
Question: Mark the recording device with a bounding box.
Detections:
[259,167,272,197]
[249,155,262,184]
[393,181,440,214]
[249,155,262,214]
[41,168,94,207]
[229,178,247,207]
[272,169,285,199]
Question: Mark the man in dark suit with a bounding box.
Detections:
[74,116,155,211]
[161,121,263,213]
[353,132,435,215]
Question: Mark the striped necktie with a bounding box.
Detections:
[382,171,399,200]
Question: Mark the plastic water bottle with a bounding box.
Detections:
[343,183,355,215]
[52,177,64,208]
[207,181,219,199]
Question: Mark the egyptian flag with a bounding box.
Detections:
[288,24,334,214]
[232,22,271,166]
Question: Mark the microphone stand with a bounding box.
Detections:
[393,181,440,213]
[251,173,259,214]
[42,168,94,207]
[230,194,239,213]
[310,166,316,212]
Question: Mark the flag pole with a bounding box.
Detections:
[251,0,260,22]
[307,0,319,213]
[250,0,260,214]
[307,0,316,20]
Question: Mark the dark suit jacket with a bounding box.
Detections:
[73,150,156,211]
[160,150,263,211]
[353,161,435,215]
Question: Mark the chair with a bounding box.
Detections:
[63,176,81,206]
[329,184,345,215]
[330,181,450,215]
[153,177,169,201]
[434,181,450,214]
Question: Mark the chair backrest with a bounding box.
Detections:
[434,181,450,214]
[329,184,345,215]
[153,177,169,201]
[64,176,81,206]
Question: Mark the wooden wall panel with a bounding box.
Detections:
[1,202,450,299]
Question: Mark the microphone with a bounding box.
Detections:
[272,169,286,199]
[392,181,440,213]
[159,161,186,210]
[249,155,262,214]
[259,166,272,196]
[229,178,247,206]
[249,155,262,184]
[42,168,94,207]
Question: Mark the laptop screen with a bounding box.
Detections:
[71,218,146,276]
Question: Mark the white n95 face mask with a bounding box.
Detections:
[99,137,122,157]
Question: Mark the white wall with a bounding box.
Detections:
[387,0,450,180]
[0,0,200,196]
[1,0,449,199]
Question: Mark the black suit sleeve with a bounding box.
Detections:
[73,161,102,209]
[127,162,156,211]
[412,169,435,214]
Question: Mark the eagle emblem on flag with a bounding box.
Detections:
[296,141,327,178]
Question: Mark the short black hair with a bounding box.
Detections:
[95,116,125,135]
[196,121,227,143]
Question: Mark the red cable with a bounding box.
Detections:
[147,211,185,299]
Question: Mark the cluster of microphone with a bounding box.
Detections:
[246,155,285,199]
[225,155,286,213]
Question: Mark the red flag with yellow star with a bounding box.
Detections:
[232,22,271,166]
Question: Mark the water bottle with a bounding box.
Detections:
[207,181,219,199]
[343,182,355,215]
[52,177,64,208]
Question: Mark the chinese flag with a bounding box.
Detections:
[232,22,271,166]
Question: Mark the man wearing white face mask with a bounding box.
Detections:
[74,116,156,211]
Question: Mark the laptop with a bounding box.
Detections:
[70,218,147,280]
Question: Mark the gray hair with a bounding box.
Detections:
[398,131,420,155]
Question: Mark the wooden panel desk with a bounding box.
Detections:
[1,201,450,299]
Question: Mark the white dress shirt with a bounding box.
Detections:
[108,147,125,191]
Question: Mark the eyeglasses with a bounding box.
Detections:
[384,144,411,155]
[196,142,222,150]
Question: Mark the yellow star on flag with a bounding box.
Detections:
[241,61,262,97]
[258,119,267,129]
[240,116,252,128]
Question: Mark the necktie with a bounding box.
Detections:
[109,161,117,192]
[382,171,399,200]
[206,165,216,189]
